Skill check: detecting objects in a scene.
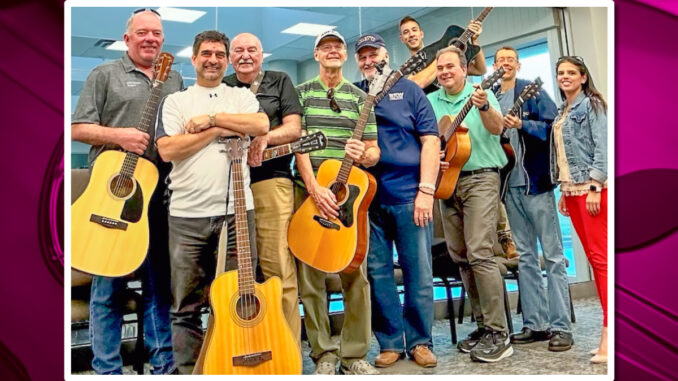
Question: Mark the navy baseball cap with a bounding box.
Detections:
[354,33,386,53]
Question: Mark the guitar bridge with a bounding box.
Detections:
[90,214,128,231]
[232,350,272,367]
[313,215,340,230]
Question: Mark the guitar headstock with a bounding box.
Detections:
[400,50,429,77]
[368,60,389,97]
[481,66,505,90]
[293,131,328,154]
[219,137,250,160]
[153,52,174,84]
[520,77,543,99]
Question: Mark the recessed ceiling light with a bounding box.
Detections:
[156,7,205,23]
[105,41,127,51]
[282,23,336,37]
[177,46,193,58]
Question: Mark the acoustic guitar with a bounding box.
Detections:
[499,77,543,199]
[434,67,505,200]
[203,137,302,375]
[261,131,327,162]
[71,52,174,277]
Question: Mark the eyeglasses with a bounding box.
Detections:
[133,8,161,17]
[317,44,345,53]
[557,55,585,65]
[495,57,517,64]
[327,88,341,113]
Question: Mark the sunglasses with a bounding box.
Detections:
[327,88,341,113]
[133,8,161,17]
[557,55,585,65]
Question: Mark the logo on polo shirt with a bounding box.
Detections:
[126,81,142,87]
[388,92,404,101]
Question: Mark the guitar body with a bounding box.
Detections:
[499,134,516,200]
[71,150,158,276]
[203,272,302,375]
[288,159,377,273]
[435,116,472,200]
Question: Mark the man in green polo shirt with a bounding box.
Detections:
[427,46,513,363]
[293,30,380,375]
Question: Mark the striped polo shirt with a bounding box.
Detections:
[296,76,378,172]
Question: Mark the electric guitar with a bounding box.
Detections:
[499,77,544,199]
[203,137,302,375]
[71,52,174,277]
[434,67,505,200]
[261,131,327,162]
[287,65,392,274]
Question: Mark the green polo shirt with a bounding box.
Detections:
[427,82,507,171]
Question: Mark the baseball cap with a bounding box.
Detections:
[314,30,346,49]
[354,33,386,53]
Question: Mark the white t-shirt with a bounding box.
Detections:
[157,83,260,217]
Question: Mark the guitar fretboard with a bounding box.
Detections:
[231,157,256,295]
[262,144,292,162]
[458,7,494,45]
[335,94,376,185]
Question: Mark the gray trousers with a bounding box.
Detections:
[439,171,508,332]
[167,211,257,374]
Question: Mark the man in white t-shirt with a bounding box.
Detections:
[155,30,268,374]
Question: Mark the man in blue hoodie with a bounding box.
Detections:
[491,46,573,351]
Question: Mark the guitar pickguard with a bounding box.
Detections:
[120,179,144,223]
[337,185,360,228]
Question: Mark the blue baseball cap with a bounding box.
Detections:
[354,33,386,53]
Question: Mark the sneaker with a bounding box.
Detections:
[470,330,514,363]
[340,359,380,375]
[314,361,337,375]
[510,327,552,344]
[374,351,404,368]
[548,331,574,352]
[500,238,519,259]
[411,345,437,368]
[457,327,486,353]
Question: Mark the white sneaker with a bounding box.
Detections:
[341,359,380,375]
[314,361,337,375]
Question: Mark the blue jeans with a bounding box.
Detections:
[505,187,571,332]
[367,202,433,354]
[89,258,174,374]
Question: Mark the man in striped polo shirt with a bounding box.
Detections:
[294,30,380,375]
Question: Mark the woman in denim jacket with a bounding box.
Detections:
[551,56,608,364]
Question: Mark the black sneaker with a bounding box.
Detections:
[470,330,514,363]
[548,331,574,352]
[457,327,486,353]
[510,327,552,344]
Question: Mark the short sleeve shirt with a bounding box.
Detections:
[223,71,303,183]
[72,53,183,165]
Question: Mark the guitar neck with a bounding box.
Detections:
[230,158,255,295]
[262,143,293,162]
[443,99,475,142]
[458,7,494,44]
[509,97,527,117]
[374,70,404,104]
[336,94,376,184]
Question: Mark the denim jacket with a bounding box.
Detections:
[550,91,608,184]
[492,79,558,195]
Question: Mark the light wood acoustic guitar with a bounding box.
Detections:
[203,137,302,375]
[434,67,505,200]
[498,77,543,200]
[288,56,427,274]
[71,52,174,277]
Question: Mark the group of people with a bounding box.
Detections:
[71,9,608,375]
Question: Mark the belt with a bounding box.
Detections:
[459,167,499,178]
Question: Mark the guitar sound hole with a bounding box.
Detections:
[110,174,135,198]
[236,294,261,321]
[330,182,348,205]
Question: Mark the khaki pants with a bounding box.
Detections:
[294,184,372,365]
[251,178,301,345]
[439,171,508,332]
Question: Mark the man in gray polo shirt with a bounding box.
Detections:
[71,8,182,374]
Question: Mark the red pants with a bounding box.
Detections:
[565,190,608,326]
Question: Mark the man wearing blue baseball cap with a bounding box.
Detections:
[353,33,440,368]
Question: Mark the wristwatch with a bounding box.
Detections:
[209,113,217,127]
[478,102,490,112]
[589,184,602,193]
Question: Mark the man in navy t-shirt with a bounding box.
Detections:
[353,33,440,369]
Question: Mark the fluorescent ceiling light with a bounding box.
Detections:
[282,23,336,36]
[157,7,205,23]
[105,41,127,51]
[177,46,193,58]
[263,53,271,59]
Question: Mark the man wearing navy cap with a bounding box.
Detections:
[354,33,440,368]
